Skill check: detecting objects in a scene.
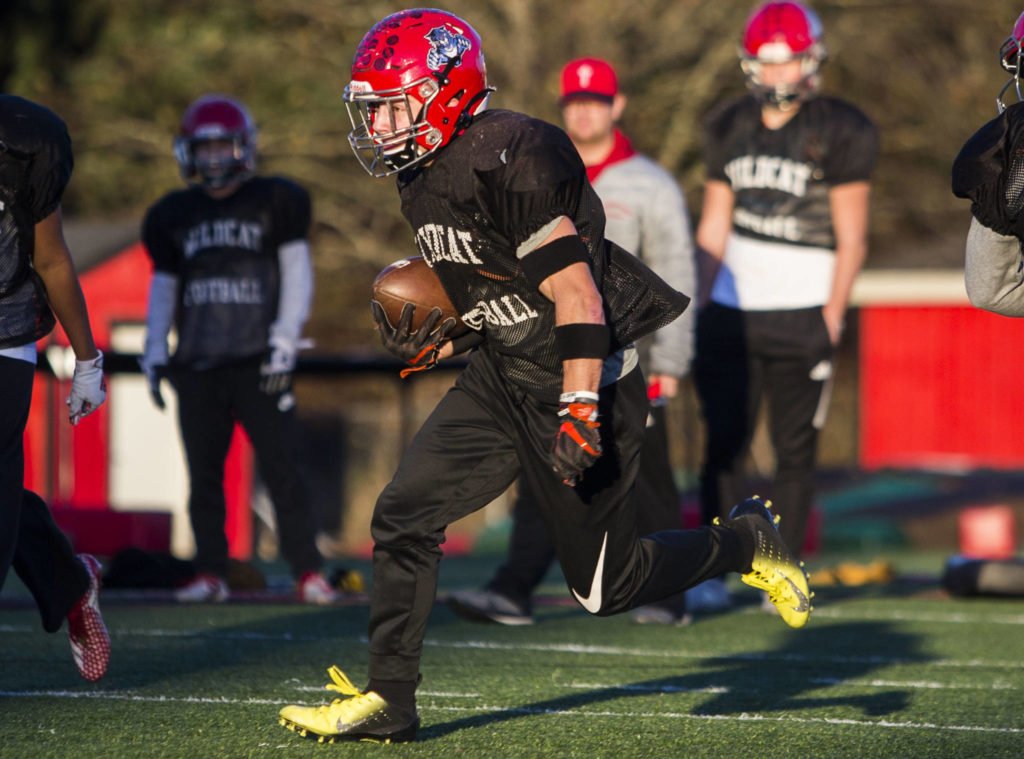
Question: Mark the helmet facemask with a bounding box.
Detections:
[174,134,255,190]
[998,33,1024,113]
[344,77,444,177]
[740,47,824,109]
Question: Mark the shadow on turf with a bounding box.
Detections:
[418,620,920,741]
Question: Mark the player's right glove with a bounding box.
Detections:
[552,392,602,486]
[371,300,456,378]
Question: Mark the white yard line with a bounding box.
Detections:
[1,689,1020,736]
[3,624,1023,670]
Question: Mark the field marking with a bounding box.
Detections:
[1,689,1020,736]
[422,703,1024,735]
[3,624,1023,670]
[810,607,1024,626]
[566,678,1020,694]
[422,637,1024,671]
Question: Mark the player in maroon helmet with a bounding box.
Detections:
[278,8,812,744]
[140,94,336,605]
[692,0,878,612]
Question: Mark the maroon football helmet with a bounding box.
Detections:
[343,9,492,176]
[740,1,826,108]
[998,11,1024,112]
[174,95,257,189]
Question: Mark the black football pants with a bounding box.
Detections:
[486,403,686,616]
[0,356,89,632]
[368,350,749,683]
[171,359,321,578]
[694,303,834,556]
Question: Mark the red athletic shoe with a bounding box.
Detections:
[67,554,110,682]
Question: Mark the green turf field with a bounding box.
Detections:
[2,550,1023,758]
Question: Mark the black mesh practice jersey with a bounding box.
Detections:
[704,95,878,250]
[397,109,688,401]
[0,95,74,348]
[142,176,310,369]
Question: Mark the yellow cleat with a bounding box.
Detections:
[278,666,419,743]
[728,496,812,629]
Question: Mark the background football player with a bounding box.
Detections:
[692,0,878,610]
[448,57,696,628]
[278,8,811,745]
[956,9,1024,317]
[140,94,335,604]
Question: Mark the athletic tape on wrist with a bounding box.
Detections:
[559,390,599,404]
[554,323,610,360]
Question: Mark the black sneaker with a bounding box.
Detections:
[279,666,419,743]
[447,588,534,625]
[725,496,813,628]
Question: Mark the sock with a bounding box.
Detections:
[719,518,756,574]
[366,678,417,713]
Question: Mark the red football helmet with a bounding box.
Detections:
[173,94,257,189]
[343,9,492,177]
[998,11,1024,113]
[739,1,826,109]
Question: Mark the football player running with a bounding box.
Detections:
[278,8,811,745]
[692,1,878,604]
[140,95,336,605]
[956,10,1024,317]
[0,95,110,681]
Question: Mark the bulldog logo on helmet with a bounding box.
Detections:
[425,26,471,72]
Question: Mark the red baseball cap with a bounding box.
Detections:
[559,58,618,104]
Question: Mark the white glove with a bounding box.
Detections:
[67,350,107,425]
[260,340,296,395]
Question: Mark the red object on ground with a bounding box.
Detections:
[959,504,1017,560]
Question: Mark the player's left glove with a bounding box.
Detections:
[260,337,297,395]
[552,391,602,486]
[371,301,456,378]
[67,351,107,426]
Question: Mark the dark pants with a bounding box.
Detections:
[171,359,321,578]
[694,303,834,556]
[487,404,686,616]
[0,356,88,632]
[368,350,749,683]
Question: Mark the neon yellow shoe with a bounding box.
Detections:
[279,666,419,743]
[724,496,813,629]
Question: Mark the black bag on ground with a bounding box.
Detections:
[942,555,1024,597]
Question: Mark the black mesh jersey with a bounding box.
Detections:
[397,109,688,401]
[142,176,310,369]
[0,95,74,348]
[704,95,878,250]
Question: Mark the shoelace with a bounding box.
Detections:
[314,667,381,721]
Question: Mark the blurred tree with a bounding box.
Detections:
[2,0,1022,349]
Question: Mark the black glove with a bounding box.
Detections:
[370,301,456,377]
[953,102,1024,238]
[139,360,167,411]
[552,398,602,486]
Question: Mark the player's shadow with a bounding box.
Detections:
[419,619,920,741]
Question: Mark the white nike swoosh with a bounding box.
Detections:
[572,532,608,613]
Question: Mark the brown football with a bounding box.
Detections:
[371,256,468,336]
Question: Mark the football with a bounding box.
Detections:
[371,256,467,336]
